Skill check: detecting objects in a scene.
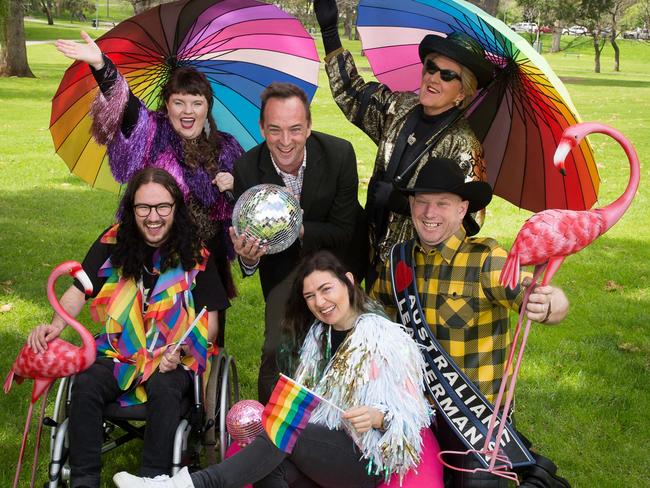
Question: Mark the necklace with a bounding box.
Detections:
[325,325,332,363]
[143,264,158,276]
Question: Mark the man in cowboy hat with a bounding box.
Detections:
[315,0,493,289]
[372,158,571,487]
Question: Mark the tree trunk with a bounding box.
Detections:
[593,36,601,73]
[611,35,620,71]
[610,3,622,72]
[40,0,54,25]
[130,0,157,15]
[343,5,353,39]
[0,0,35,77]
[551,20,561,53]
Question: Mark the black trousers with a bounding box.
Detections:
[191,424,379,488]
[257,270,297,404]
[68,358,191,488]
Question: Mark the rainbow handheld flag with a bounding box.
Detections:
[262,374,324,453]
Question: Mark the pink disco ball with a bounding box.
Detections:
[226,400,264,446]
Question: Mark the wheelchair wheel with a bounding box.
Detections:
[218,353,239,461]
[203,350,239,465]
[45,377,73,488]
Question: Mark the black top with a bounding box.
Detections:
[330,327,351,356]
[398,106,459,181]
[73,229,228,312]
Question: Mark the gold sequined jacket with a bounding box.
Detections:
[325,49,487,265]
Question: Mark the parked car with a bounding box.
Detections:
[511,22,538,33]
[538,25,552,33]
[566,25,588,36]
[623,28,650,40]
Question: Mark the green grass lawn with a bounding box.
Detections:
[0,34,648,487]
[27,0,135,26]
[25,21,104,41]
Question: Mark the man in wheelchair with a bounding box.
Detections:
[26,168,226,487]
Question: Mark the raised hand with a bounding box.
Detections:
[55,31,104,70]
[314,0,339,31]
[313,0,342,54]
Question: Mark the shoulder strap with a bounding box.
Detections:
[389,242,533,470]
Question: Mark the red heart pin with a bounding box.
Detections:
[394,261,413,293]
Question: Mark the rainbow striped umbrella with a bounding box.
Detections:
[50,0,319,192]
[358,0,599,213]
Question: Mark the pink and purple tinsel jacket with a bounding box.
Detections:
[88,60,244,267]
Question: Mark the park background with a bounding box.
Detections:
[0,4,649,486]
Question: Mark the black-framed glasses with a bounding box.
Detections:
[133,202,175,217]
[424,59,462,82]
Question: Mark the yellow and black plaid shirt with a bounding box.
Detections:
[371,227,525,402]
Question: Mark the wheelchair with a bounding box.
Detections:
[44,349,239,487]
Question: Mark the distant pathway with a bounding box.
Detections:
[25,16,111,45]
[25,16,112,30]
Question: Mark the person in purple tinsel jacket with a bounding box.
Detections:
[56,32,245,346]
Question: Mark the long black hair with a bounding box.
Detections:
[111,167,203,280]
[278,250,371,375]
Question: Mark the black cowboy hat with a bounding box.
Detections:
[400,157,493,235]
[418,31,493,88]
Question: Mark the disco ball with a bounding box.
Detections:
[232,184,302,254]
[226,400,264,446]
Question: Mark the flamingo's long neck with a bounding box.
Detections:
[592,125,641,232]
[47,262,95,369]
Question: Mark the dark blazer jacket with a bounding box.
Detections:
[233,131,367,298]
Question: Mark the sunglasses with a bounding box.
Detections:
[424,59,462,82]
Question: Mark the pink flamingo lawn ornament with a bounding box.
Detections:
[4,261,96,488]
[438,122,640,482]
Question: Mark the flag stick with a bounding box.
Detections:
[171,306,207,354]
[279,373,345,413]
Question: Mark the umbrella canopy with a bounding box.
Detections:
[50,0,319,192]
[357,0,599,213]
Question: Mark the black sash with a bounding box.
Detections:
[389,240,534,469]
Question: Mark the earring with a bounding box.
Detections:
[454,99,462,107]
[204,119,211,137]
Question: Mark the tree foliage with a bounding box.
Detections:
[576,0,615,72]
[272,0,315,30]
[621,0,650,29]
